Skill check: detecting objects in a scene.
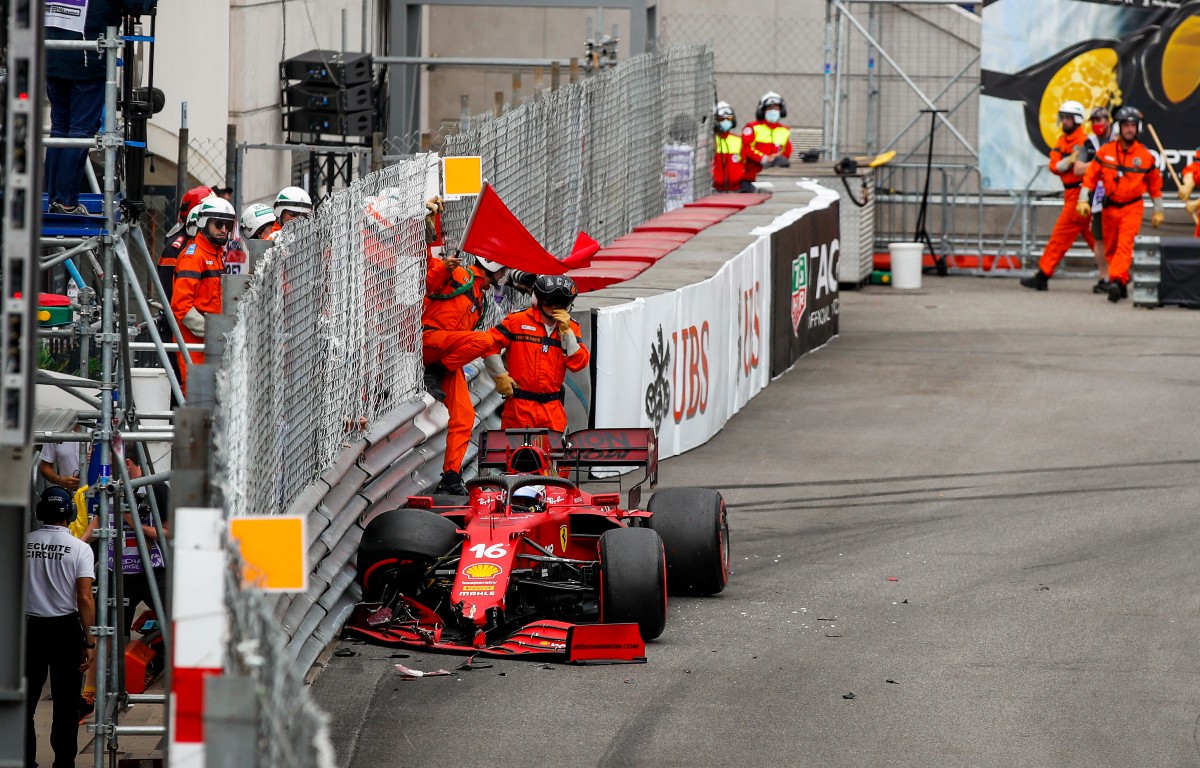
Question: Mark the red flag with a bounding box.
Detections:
[460,184,596,275]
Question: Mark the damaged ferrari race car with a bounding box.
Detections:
[346,428,729,663]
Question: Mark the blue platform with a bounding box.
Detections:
[41,193,123,238]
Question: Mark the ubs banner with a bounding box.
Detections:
[981,0,1200,191]
[768,196,841,377]
[593,237,772,459]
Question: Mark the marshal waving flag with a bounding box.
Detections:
[460,184,599,274]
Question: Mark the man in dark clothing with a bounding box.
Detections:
[44,0,121,214]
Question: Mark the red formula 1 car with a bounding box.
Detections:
[346,428,730,663]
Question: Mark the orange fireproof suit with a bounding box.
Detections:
[487,306,589,432]
[423,260,495,473]
[170,232,225,394]
[1037,125,1095,276]
[1082,139,1164,286]
[1182,161,1200,237]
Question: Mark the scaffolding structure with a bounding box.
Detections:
[6,4,179,765]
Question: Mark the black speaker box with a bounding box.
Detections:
[281,50,372,86]
[284,109,375,137]
[284,82,374,113]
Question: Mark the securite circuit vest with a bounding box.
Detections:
[713,132,745,191]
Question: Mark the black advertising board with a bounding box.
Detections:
[769,201,841,377]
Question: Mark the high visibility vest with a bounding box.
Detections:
[715,133,742,157]
[751,124,790,150]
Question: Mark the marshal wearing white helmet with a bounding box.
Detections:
[170,197,235,393]
[240,203,276,240]
[1021,99,1097,292]
[267,186,314,240]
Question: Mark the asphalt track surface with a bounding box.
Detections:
[311,276,1200,767]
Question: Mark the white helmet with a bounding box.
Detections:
[194,196,237,231]
[715,100,735,119]
[185,194,219,236]
[273,186,313,217]
[511,484,546,512]
[1059,100,1086,124]
[240,203,276,238]
[475,256,505,275]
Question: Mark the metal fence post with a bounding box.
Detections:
[225,124,237,193]
[203,677,259,768]
[176,102,189,204]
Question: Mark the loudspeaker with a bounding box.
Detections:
[281,50,372,86]
[284,109,374,137]
[284,82,374,113]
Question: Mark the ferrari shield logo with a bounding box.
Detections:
[559,525,568,553]
[791,254,808,335]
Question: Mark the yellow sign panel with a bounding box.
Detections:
[442,156,483,199]
[229,516,308,592]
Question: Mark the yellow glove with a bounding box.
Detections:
[1151,211,1165,228]
[492,374,515,398]
[1177,186,1193,202]
[550,308,573,335]
[1075,199,1091,218]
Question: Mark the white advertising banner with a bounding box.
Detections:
[594,236,772,459]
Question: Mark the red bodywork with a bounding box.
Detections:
[347,428,659,663]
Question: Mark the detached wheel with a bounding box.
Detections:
[356,508,459,601]
[648,488,730,596]
[598,527,667,641]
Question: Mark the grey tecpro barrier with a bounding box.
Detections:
[265,363,503,674]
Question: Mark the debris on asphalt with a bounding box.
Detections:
[902,599,909,604]
[456,654,493,671]
[887,577,899,582]
[842,692,856,699]
[395,663,451,678]
[388,653,410,659]
[333,648,356,658]
[1037,584,1050,591]
[885,678,899,684]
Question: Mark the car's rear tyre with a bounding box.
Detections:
[648,487,730,596]
[356,508,460,601]
[598,527,667,641]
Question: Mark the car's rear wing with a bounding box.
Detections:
[477,427,659,508]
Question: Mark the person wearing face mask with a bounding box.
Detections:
[484,275,589,434]
[742,92,792,184]
[171,197,234,393]
[712,101,750,192]
[1081,107,1115,292]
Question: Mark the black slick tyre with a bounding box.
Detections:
[356,508,460,601]
[648,487,730,596]
[598,527,668,641]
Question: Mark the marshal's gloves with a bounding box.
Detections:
[492,374,515,398]
[1075,199,1091,218]
[1151,211,1165,228]
[550,309,573,335]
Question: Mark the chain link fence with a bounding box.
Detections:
[438,44,716,254]
[223,549,337,768]
[215,154,435,520]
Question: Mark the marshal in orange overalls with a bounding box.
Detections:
[1082,139,1164,286]
[423,259,495,475]
[1037,125,1095,276]
[170,232,224,395]
[487,306,589,432]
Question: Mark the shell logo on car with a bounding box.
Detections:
[463,563,503,580]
